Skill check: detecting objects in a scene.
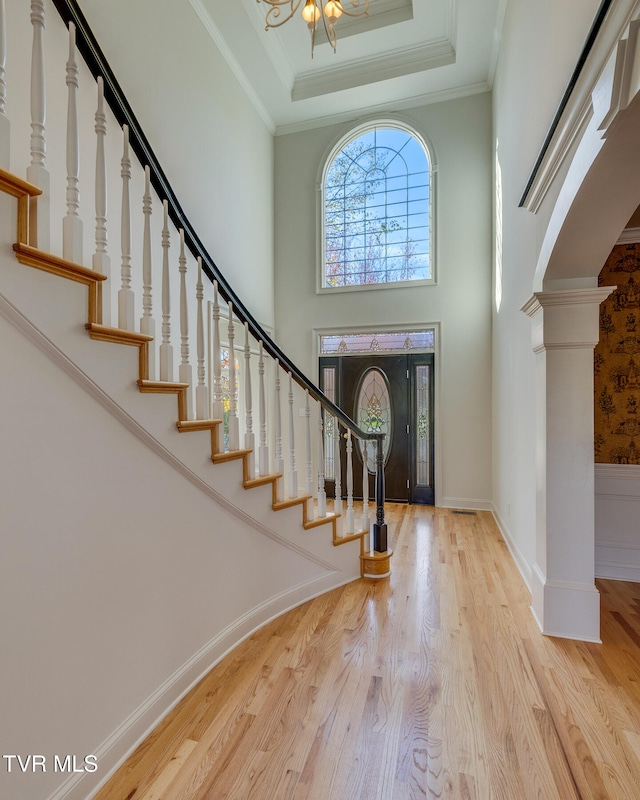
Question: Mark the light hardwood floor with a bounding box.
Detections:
[93,505,640,799]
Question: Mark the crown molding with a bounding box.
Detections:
[276,80,490,135]
[292,39,456,100]
[617,226,640,243]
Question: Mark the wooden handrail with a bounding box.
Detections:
[50,0,383,446]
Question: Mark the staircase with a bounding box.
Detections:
[0,4,391,800]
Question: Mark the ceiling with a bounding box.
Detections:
[191,0,506,135]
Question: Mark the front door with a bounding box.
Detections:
[320,353,434,504]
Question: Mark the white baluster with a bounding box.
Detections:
[0,0,9,169]
[334,418,343,535]
[361,439,371,549]
[159,200,173,381]
[274,359,284,498]
[63,22,82,264]
[227,302,239,451]
[345,429,355,534]
[258,341,269,477]
[27,0,49,249]
[211,281,223,450]
[140,166,155,378]
[304,390,313,497]
[244,323,255,474]
[118,125,134,330]
[317,410,326,518]
[195,257,208,419]
[288,372,298,499]
[92,77,110,325]
[178,228,193,419]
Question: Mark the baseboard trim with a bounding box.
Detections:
[441,496,492,511]
[45,571,354,800]
[596,542,640,581]
[491,504,533,591]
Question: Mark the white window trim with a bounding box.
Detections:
[316,116,438,295]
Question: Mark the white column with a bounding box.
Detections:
[211,281,223,450]
[244,323,255,474]
[140,166,155,378]
[178,229,193,419]
[93,76,110,324]
[118,125,134,331]
[227,302,239,451]
[522,287,614,642]
[0,0,10,169]
[63,22,82,264]
[258,341,269,477]
[27,0,49,250]
[159,200,173,381]
[195,257,208,419]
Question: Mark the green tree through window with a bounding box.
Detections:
[323,124,431,288]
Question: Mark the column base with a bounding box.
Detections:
[361,548,392,579]
[531,563,601,642]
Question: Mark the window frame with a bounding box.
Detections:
[317,118,437,295]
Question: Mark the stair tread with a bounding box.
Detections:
[273,495,312,511]
[15,243,108,285]
[138,379,189,390]
[0,168,42,198]
[87,323,153,345]
[212,449,252,463]
[177,419,222,432]
[303,512,340,530]
[333,530,368,546]
[244,474,281,489]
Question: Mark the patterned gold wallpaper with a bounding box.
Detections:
[595,242,640,464]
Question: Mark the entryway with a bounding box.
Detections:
[320,351,434,504]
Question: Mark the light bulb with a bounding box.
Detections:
[301,0,320,23]
[324,0,343,20]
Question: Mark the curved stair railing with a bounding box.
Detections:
[0,0,391,577]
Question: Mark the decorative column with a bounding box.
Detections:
[522,287,614,642]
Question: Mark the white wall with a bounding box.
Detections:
[274,95,493,509]
[77,0,275,330]
[491,0,603,577]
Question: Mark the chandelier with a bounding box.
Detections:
[258,0,369,56]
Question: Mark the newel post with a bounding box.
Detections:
[372,434,387,552]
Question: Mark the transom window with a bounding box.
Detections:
[321,122,433,290]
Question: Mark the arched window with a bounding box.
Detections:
[320,122,434,290]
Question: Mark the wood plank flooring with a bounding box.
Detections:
[93,505,640,799]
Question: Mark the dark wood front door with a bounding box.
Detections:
[320,353,434,504]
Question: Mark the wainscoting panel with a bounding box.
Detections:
[595,463,640,581]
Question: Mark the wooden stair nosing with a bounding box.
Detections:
[212,448,252,464]
[14,243,108,285]
[176,419,222,432]
[333,530,367,547]
[243,474,281,490]
[302,512,340,531]
[0,168,42,198]
[138,379,189,393]
[87,323,153,346]
[272,495,312,512]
